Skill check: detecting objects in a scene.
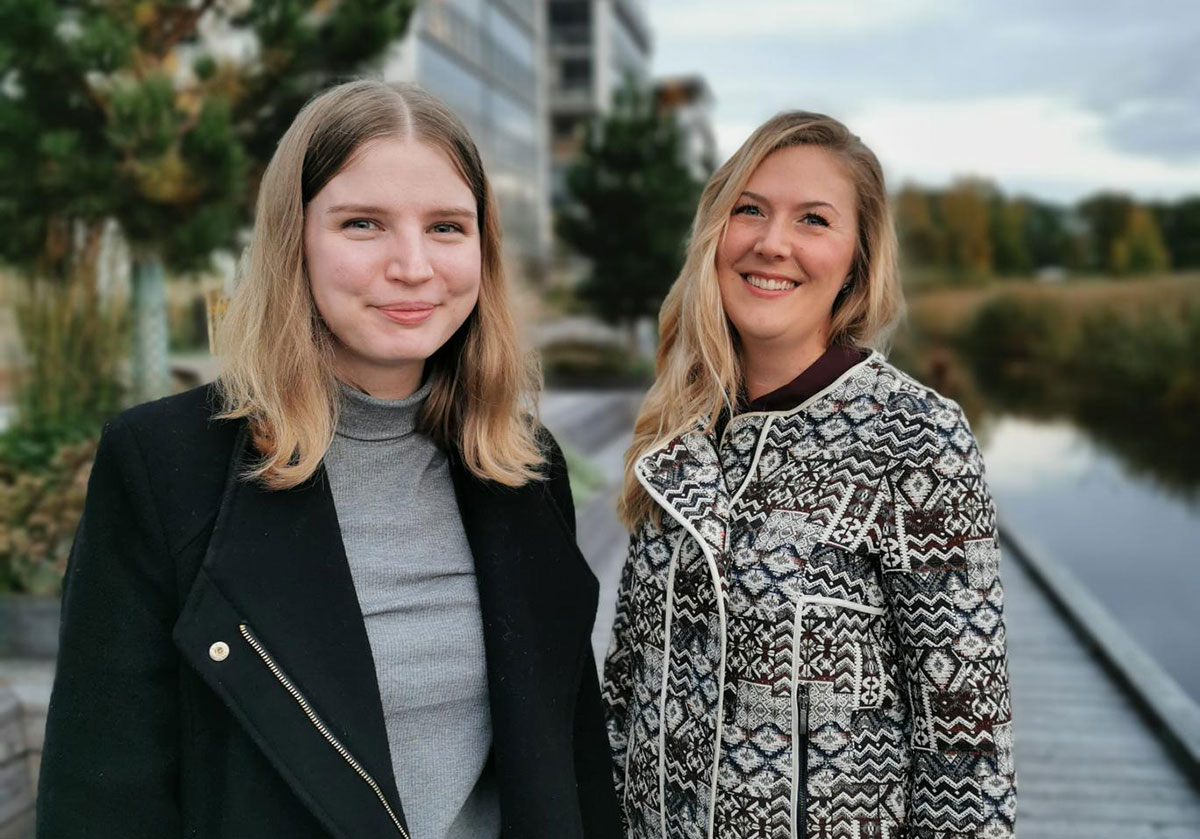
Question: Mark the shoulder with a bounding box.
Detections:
[868,356,981,467]
[532,424,578,535]
[107,383,241,468]
[534,424,568,479]
[96,384,244,547]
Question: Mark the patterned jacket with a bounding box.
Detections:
[602,354,1016,839]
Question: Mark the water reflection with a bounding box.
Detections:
[981,415,1200,704]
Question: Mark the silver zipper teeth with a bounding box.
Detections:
[238,623,409,839]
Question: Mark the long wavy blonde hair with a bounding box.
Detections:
[216,79,543,489]
[618,111,904,529]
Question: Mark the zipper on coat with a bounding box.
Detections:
[797,682,809,838]
[238,624,410,839]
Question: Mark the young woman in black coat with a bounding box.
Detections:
[36,79,620,839]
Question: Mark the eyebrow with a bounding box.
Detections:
[740,190,839,214]
[324,203,477,219]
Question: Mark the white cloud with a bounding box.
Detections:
[844,95,1200,201]
[708,95,1200,202]
[656,0,1200,202]
[649,0,952,40]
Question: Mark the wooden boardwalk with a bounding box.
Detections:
[542,389,1200,839]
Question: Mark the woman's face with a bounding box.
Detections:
[304,137,481,398]
[716,143,859,368]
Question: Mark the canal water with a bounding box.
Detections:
[978,414,1200,705]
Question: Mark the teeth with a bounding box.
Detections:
[743,274,797,291]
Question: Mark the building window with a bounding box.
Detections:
[559,57,591,93]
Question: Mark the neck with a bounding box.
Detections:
[334,359,425,401]
[740,338,828,402]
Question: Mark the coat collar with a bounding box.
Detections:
[173,424,597,839]
[634,419,731,555]
[636,355,890,550]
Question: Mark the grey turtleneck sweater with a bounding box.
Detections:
[322,380,499,839]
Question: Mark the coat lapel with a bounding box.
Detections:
[449,459,599,838]
[635,422,731,555]
[173,425,408,839]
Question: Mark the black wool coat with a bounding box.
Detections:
[36,385,621,839]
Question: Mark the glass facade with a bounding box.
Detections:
[396,0,549,268]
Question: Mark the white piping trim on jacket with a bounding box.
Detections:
[790,598,806,839]
[795,594,887,615]
[730,415,775,508]
[657,537,683,838]
[634,461,728,839]
[723,350,885,440]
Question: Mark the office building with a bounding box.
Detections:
[386,0,551,273]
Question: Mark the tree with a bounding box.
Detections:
[1077,192,1134,273]
[1152,197,1200,269]
[894,183,947,270]
[1111,205,1170,275]
[1020,198,1070,270]
[990,194,1031,276]
[0,0,416,404]
[939,178,994,282]
[557,78,703,334]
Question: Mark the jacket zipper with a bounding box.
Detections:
[238,624,410,839]
[797,682,809,838]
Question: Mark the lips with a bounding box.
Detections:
[377,303,436,325]
[740,273,800,292]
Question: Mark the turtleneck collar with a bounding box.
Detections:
[334,378,433,443]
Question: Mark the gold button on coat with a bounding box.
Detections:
[208,641,230,662]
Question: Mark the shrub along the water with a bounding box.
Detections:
[894,275,1200,497]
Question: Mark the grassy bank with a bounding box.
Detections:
[893,273,1200,495]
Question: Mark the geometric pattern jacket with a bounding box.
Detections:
[602,353,1016,839]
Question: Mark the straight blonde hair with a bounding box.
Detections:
[619,111,904,529]
[216,79,543,489]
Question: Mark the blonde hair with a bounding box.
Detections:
[216,79,543,489]
[619,111,903,529]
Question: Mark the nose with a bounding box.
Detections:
[753,219,790,260]
[384,228,435,284]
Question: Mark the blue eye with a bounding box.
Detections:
[801,213,830,227]
[732,203,763,217]
[430,222,464,234]
[344,219,378,231]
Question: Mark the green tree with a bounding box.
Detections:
[557,78,702,333]
[1077,192,1134,273]
[894,183,947,270]
[990,194,1031,276]
[1111,205,1170,275]
[0,0,416,404]
[939,177,994,282]
[1020,198,1069,270]
[1152,197,1200,269]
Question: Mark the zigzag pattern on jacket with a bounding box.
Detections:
[603,356,1016,839]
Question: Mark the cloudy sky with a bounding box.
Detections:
[647,0,1200,203]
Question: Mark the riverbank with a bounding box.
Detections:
[893,273,1200,500]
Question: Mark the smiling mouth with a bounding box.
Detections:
[741,273,799,291]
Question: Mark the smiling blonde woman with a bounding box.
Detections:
[603,112,1016,839]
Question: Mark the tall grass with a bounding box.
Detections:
[2,277,128,470]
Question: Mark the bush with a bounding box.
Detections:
[964,292,1076,379]
[0,438,96,595]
